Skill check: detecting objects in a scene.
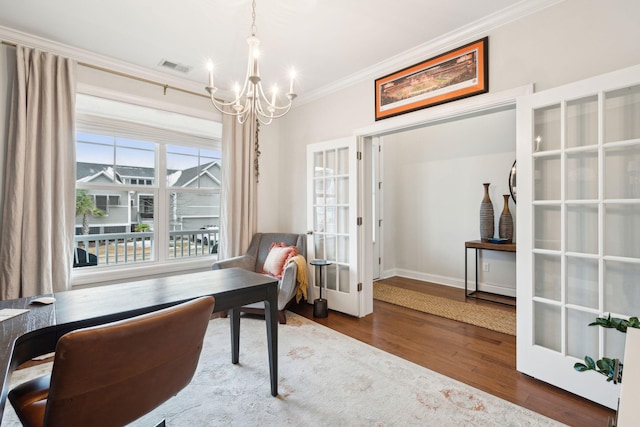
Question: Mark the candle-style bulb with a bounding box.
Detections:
[233,83,241,105]
[207,61,214,88]
[289,68,296,94]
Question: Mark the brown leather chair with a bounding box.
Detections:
[8,296,215,427]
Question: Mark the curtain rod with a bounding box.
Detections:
[1,40,209,99]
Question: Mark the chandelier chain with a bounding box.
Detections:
[250,0,257,36]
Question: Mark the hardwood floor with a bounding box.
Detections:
[289,276,616,427]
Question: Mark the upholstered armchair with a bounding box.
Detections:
[212,232,307,324]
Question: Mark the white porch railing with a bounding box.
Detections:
[73,228,219,267]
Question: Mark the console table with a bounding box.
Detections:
[464,240,516,305]
[0,268,279,423]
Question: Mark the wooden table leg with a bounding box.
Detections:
[230,307,240,364]
[265,287,278,396]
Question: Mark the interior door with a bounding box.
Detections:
[307,137,361,316]
[516,64,640,409]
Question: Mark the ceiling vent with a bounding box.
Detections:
[158,59,192,74]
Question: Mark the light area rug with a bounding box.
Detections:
[374,281,516,336]
[3,312,559,426]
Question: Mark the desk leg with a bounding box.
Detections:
[230,307,240,364]
[265,286,278,397]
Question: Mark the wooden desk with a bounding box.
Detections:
[464,240,516,305]
[0,268,279,423]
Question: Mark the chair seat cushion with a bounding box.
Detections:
[262,244,298,278]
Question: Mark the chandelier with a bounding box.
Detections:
[205,0,297,125]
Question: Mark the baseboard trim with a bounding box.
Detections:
[381,268,516,298]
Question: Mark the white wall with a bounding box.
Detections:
[382,108,516,293]
[268,0,640,291]
[76,65,216,118]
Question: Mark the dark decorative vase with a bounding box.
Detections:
[479,183,494,241]
[499,194,513,243]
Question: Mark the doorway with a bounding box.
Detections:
[365,107,517,295]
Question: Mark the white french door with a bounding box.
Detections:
[306,137,362,317]
[516,64,640,409]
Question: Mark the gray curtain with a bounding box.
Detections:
[0,46,77,299]
[219,108,258,259]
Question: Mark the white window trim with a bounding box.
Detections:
[72,91,222,288]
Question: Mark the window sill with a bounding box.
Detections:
[71,256,218,289]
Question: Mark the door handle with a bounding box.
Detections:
[306,230,313,235]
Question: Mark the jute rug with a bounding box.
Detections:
[373,281,516,336]
[3,313,559,426]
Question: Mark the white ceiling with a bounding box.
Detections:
[0,0,542,99]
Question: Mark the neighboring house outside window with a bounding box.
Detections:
[73,94,223,281]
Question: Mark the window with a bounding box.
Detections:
[90,195,120,215]
[74,94,223,273]
[139,195,154,219]
[94,195,108,212]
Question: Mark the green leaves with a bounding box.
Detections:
[574,314,637,384]
[588,314,640,333]
[574,356,623,383]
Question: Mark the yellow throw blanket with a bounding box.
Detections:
[287,255,308,303]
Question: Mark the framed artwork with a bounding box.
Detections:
[374,37,489,121]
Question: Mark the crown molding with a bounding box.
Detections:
[0,25,207,97]
[1,0,563,107]
[296,0,563,106]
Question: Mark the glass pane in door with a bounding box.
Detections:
[604,204,640,258]
[534,205,561,250]
[534,104,561,152]
[566,204,598,254]
[534,302,561,351]
[566,256,598,308]
[566,151,598,200]
[566,95,598,148]
[604,145,640,199]
[604,260,640,314]
[534,155,561,200]
[567,308,598,358]
[534,253,561,301]
[604,85,640,143]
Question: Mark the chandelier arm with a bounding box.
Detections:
[256,82,295,113]
[238,110,249,124]
[262,101,293,119]
[209,96,246,117]
[257,114,274,125]
[209,94,242,108]
[234,75,251,105]
[255,83,272,107]
[254,98,270,118]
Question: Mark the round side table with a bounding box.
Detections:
[310,259,331,318]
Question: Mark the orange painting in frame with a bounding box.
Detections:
[375,37,488,121]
